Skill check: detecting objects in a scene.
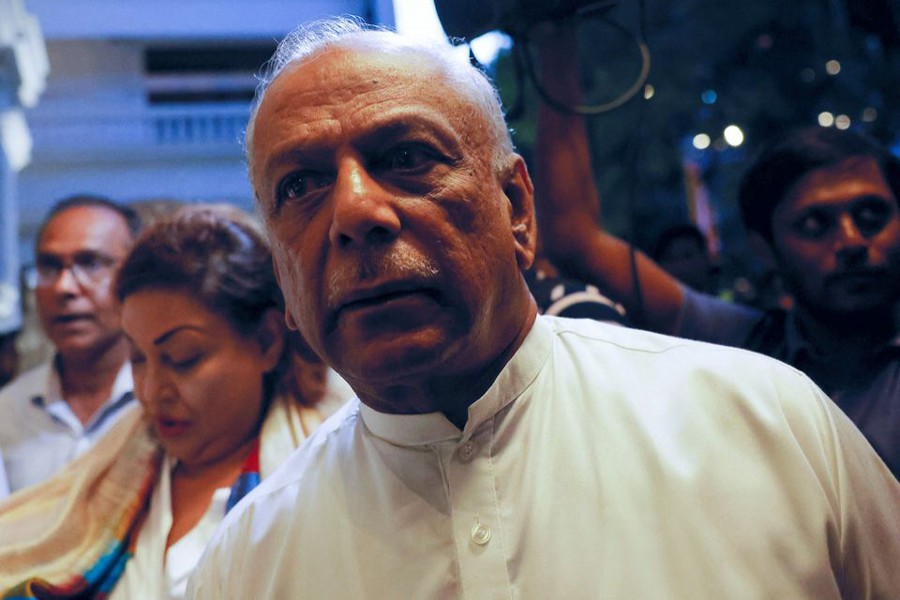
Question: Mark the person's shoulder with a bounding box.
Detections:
[541,314,811,391]
[227,398,362,514]
[191,399,363,589]
[540,315,843,454]
[0,362,52,405]
[676,286,765,348]
[543,313,730,354]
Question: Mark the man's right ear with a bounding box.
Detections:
[503,154,537,272]
[747,231,777,270]
[272,255,299,331]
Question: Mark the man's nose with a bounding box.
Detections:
[52,266,82,295]
[835,213,869,268]
[328,158,401,249]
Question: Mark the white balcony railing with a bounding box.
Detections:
[26,103,251,161]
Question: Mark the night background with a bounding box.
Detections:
[470,0,900,297]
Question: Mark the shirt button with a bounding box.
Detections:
[457,441,478,463]
[471,521,492,546]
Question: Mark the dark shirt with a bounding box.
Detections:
[679,286,900,478]
[525,268,628,325]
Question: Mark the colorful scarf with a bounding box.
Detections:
[0,395,325,598]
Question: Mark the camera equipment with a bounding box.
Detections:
[434,0,649,116]
[434,0,619,41]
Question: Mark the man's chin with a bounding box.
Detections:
[337,344,445,384]
[805,296,897,329]
[53,335,114,360]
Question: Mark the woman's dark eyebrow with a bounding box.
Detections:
[153,325,205,347]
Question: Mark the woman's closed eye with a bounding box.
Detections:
[163,353,202,373]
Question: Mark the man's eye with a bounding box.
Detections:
[75,254,105,273]
[376,144,437,172]
[854,201,892,235]
[794,211,833,239]
[35,259,61,278]
[277,171,333,203]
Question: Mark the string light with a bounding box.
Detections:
[723,125,744,147]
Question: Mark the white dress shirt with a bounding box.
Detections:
[188,315,900,599]
[0,360,134,492]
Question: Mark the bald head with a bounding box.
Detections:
[245,17,514,192]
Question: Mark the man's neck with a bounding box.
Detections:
[792,303,897,359]
[354,306,538,431]
[56,337,130,426]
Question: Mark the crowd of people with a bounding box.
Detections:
[0,14,898,599]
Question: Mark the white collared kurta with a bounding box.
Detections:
[188,316,900,599]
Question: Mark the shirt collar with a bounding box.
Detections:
[783,311,900,363]
[31,359,135,429]
[359,316,552,447]
[782,312,807,363]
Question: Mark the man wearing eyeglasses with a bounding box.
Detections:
[0,195,140,493]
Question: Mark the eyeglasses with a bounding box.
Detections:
[35,251,121,288]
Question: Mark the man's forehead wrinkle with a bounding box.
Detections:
[264,86,463,149]
[253,45,493,186]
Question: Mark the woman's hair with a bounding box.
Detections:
[115,203,322,407]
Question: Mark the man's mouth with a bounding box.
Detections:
[52,314,92,325]
[829,268,882,282]
[342,288,431,311]
[826,269,890,294]
[337,279,438,312]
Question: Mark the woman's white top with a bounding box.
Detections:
[111,454,229,600]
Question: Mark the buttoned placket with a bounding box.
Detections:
[435,419,512,599]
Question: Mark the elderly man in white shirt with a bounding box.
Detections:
[0,196,138,493]
[188,17,900,599]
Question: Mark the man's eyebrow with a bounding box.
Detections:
[853,193,894,203]
[266,147,314,173]
[35,252,61,262]
[361,114,460,147]
[264,116,452,172]
[357,119,417,143]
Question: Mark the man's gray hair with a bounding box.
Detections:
[245,15,516,191]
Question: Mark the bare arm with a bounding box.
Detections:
[533,26,684,334]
